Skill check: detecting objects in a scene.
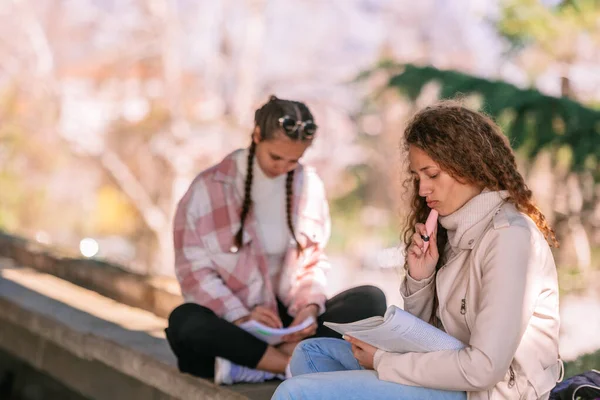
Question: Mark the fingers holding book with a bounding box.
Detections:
[344,335,376,370]
[280,323,317,343]
[249,305,283,329]
[281,304,318,342]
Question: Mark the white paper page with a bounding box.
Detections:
[323,316,384,335]
[348,306,465,353]
[397,315,465,352]
[240,316,315,345]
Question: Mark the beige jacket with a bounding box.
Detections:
[374,191,562,399]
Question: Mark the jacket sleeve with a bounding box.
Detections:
[173,186,250,323]
[375,226,543,391]
[286,172,331,317]
[400,272,436,323]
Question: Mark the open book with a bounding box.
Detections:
[324,305,465,353]
[240,316,316,346]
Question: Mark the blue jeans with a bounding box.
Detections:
[272,338,467,400]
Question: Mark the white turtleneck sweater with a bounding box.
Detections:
[234,148,291,285]
[438,189,509,260]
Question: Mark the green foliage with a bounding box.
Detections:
[328,164,371,251]
[378,63,600,171]
[328,164,399,252]
[498,0,600,56]
[564,349,600,378]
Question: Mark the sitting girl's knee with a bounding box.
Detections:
[292,338,320,356]
[290,339,312,363]
[293,338,339,356]
[272,378,300,400]
[272,380,291,399]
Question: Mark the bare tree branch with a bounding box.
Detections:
[97,150,169,233]
[13,0,55,79]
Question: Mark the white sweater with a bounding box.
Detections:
[235,148,291,286]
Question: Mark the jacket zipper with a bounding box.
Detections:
[460,296,472,335]
[457,217,495,329]
[508,366,516,388]
[461,272,472,334]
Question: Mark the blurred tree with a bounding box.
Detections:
[497,0,600,98]
[379,64,600,169]
[367,61,600,271]
[496,0,600,271]
[0,0,373,274]
[0,83,65,235]
[0,0,272,274]
[347,0,600,272]
[5,0,596,273]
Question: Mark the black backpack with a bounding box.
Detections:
[550,370,600,400]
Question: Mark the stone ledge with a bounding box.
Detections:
[0,274,247,400]
[0,231,181,319]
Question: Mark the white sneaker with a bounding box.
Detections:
[214,357,284,385]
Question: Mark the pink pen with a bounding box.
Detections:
[421,209,439,253]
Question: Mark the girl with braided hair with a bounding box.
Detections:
[273,102,562,400]
[165,96,387,385]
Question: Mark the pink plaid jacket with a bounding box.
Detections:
[173,150,331,323]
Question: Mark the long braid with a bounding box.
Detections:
[286,170,302,252]
[233,141,256,250]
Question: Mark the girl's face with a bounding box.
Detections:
[253,129,311,178]
[408,145,481,216]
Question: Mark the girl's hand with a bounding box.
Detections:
[248,305,283,328]
[344,335,377,370]
[281,304,318,342]
[407,221,439,281]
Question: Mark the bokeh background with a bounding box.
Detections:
[1,0,600,373]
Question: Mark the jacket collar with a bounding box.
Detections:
[439,189,509,250]
[213,150,241,184]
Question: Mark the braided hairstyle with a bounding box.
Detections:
[401,100,558,325]
[233,95,316,252]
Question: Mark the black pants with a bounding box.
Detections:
[165,285,387,379]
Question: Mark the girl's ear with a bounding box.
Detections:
[252,126,262,144]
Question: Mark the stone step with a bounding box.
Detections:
[0,259,279,400]
[0,232,182,319]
